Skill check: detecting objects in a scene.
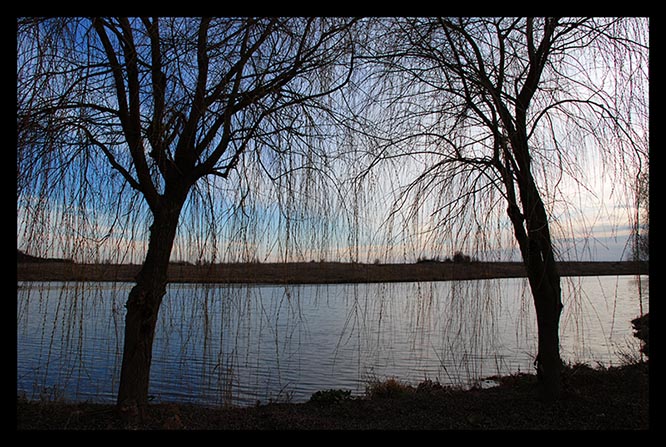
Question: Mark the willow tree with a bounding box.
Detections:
[353,17,648,400]
[17,17,356,412]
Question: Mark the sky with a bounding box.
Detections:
[16,17,648,265]
[17,162,641,264]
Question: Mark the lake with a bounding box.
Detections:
[17,275,648,407]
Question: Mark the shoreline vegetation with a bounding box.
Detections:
[17,258,648,284]
[17,361,648,430]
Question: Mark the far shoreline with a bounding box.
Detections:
[17,260,649,285]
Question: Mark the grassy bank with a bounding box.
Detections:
[17,260,648,284]
[17,361,649,430]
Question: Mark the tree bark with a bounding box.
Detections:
[525,239,563,402]
[116,194,187,419]
[509,177,564,402]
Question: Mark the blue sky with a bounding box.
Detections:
[16,18,647,265]
[16,143,643,265]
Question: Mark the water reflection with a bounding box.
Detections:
[17,276,648,406]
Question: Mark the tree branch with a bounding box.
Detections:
[173,17,212,172]
[77,125,143,193]
[92,17,160,210]
[141,17,169,178]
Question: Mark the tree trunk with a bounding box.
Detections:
[116,196,186,419]
[525,245,563,402]
[508,180,564,402]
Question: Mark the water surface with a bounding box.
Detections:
[17,275,648,406]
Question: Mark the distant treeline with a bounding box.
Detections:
[416,251,479,264]
[16,250,74,264]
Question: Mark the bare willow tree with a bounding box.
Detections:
[351,17,648,400]
[17,17,357,412]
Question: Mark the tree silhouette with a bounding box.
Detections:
[17,17,648,409]
[17,17,357,415]
[350,17,648,400]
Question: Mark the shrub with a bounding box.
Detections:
[631,314,649,357]
[365,378,414,399]
[452,251,471,263]
[309,389,352,404]
[415,378,446,394]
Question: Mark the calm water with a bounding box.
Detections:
[17,275,648,406]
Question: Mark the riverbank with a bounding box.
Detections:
[17,260,648,284]
[17,361,648,430]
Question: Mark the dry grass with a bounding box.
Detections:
[365,377,415,399]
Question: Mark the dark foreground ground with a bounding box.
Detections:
[17,362,649,430]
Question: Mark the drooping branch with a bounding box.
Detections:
[77,125,143,193]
